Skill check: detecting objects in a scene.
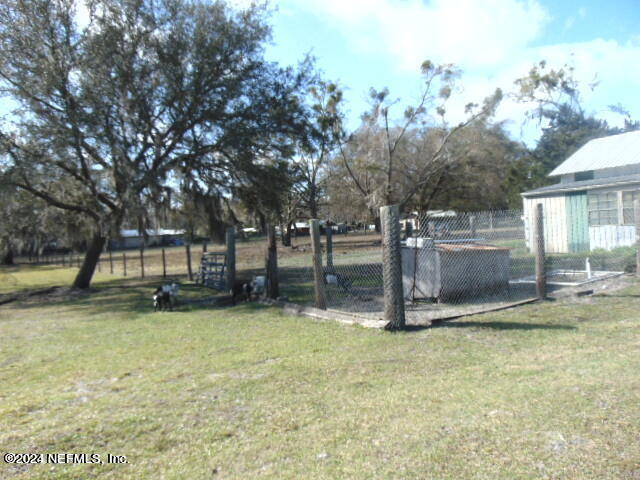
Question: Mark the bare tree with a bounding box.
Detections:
[339,60,502,216]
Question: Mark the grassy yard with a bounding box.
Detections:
[1,266,640,479]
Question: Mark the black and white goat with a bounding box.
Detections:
[230,275,265,305]
[153,283,179,312]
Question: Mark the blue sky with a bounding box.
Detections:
[250,0,640,145]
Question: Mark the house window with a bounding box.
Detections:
[588,192,618,226]
[622,190,640,224]
[575,171,594,181]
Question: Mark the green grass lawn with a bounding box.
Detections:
[1,266,640,479]
[0,265,122,295]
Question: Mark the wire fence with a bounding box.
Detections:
[277,207,635,325]
[14,205,637,326]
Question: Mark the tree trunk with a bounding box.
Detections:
[207,213,227,244]
[257,211,266,235]
[2,247,14,266]
[309,184,318,219]
[281,222,292,247]
[72,233,106,289]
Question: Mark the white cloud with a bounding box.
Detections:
[284,0,550,70]
[564,15,575,31]
[277,0,640,144]
[442,38,640,144]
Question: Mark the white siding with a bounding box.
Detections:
[589,226,635,250]
[524,196,569,253]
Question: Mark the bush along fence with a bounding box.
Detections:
[275,203,640,329]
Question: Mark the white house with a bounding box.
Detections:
[522,130,640,253]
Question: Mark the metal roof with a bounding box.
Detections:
[549,130,640,176]
[522,173,640,197]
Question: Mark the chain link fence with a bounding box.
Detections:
[16,205,636,325]
[277,207,634,325]
[277,230,384,314]
[401,211,535,322]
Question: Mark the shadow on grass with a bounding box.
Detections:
[2,277,242,317]
[429,320,576,331]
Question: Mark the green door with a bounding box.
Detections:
[566,192,589,253]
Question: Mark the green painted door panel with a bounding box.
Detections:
[566,192,589,253]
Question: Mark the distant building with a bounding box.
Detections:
[110,229,185,250]
[522,130,640,253]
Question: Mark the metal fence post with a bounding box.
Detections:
[534,203,546,299]
[109,250,113,274]
[162,248,167,278]
[265,224,279,299]
[380,205,405,329]
[310,219,327,310]
[123,252,127,277]
[140,246,145,279]
[226,227,236,291]
[635,200,640,276]
[469,215,476,238]
[326,224,333,269]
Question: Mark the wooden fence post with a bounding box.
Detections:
[186,244,193,281]
[123,252,127,277]
[265,224,279,299]
[534,203,546,299]
[140,246,145,279]
[226,227,236,291]
[310,219,327,310]
[381,205,405,330]
[326,224,333,269]
[635,200,640,276]
[162,248,167,278]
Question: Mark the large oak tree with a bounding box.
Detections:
[0,0,312,288]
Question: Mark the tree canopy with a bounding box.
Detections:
[0,0,313,287]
